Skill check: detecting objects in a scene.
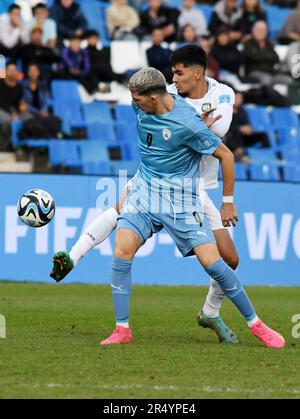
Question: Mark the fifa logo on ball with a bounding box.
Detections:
[291,314,300,339]
[0,314,6,339]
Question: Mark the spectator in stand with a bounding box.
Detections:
[0,61,31,150]
[0,3,29,59]
[178,0,207,38]
[198,36,220,80]
[209,0,242,42]
[211,25,243,75]
[22,63,50,116]
[277,0,300,75]
[236,0,266,41]
[177,24,198,47]
[20,26,59,74]
[20,63,62,140]
[107,0,140,40]
[137,0,180,43]
[27,2,57,48]
[243,20,292,85]
[224,91,269,163]
[278,0,300,44]
[85,30,126,84]
[59,34,97,94]
[146,28,172,82]
[49,0,87,43]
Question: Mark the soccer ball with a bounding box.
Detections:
[17,189,55,227]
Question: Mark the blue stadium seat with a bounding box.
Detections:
[51,80,81,102]
[245,106,272,131]
[283,165,300,182]
[82,102,113,124]
[116,124,139,142]
[0,0,13,14]
[280,146,300,164]
[80,141,109,163]
[235,163,248,180]
[11,120,52,149]
[249,164,280,181]
[197,5,214,24]
[245,106,276,147]
[23,139,51,149]
[115,104,136,125]
[247,148,277,164]
[219,163,248,181]
[277,127,300,147]
[165,0,181,8]
[86,122,116,142]
[53,99,85,133]
[82,161,112,176]
[110,160,139,176]
[80,1,101,29]
[120,141,140,161]
[81,1,110,46]
[270,108,299,129]
[11,120,24,148]
[266,6,292,39]
[48,140,81,167]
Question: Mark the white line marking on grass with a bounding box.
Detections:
[9,383,300,395]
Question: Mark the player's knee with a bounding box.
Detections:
[114,246,134,261]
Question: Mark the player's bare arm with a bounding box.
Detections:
[213,144,238,228]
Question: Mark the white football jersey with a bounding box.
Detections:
[167,77,235,189]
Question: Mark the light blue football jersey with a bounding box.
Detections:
[133,95,221,194]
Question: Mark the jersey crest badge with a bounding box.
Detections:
[162,128,172,141]
[201,103,212,112]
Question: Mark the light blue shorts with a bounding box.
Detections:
[117,178,215,257]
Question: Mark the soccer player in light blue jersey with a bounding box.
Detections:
[100,68,285,348]
[51,46,240,345]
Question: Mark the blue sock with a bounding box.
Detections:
[205,259,256,322]
[110,257,132,324]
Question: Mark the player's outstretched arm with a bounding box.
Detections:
[213,143,238,228]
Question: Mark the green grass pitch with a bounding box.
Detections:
[0,282,300,399]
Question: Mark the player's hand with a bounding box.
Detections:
[201,108,222,129]
[220,203,238,227]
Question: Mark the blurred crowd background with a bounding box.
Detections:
[0,0,299,182]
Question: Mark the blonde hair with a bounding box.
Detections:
[128,67,166,95]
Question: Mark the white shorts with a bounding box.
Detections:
[202,190,225,231]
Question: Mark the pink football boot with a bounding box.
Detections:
[249,320,285,348]
[100,325,133,346]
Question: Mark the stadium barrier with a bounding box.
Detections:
[1,173,300,286]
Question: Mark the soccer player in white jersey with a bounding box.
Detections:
[100,67,284,348]
[51,46,240,344]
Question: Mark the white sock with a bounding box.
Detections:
[69,207,118,266]
[247,316,259,328]
[116,322,129,328]
[202,278,225,318]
